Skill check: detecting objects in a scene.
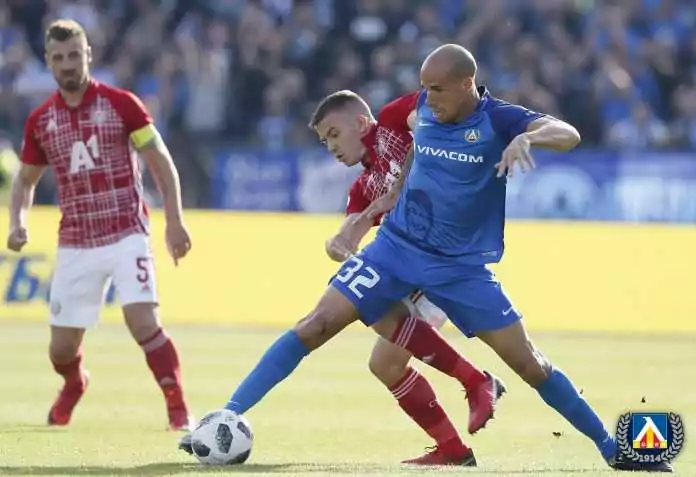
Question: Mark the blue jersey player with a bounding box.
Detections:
[180,44,670,472]
[358,44,670,473]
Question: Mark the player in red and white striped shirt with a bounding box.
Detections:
[308,90,506,465]
[6,19,193,430]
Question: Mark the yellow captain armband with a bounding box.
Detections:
[129,124,160,149]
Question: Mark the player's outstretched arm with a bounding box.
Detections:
[7,163,46,251]
[523,116,581,152]
[496,116,580,178]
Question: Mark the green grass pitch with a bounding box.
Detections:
[0,322,694,476]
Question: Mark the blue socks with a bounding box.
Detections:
[225,330,309,414]
[225,333,619,460]
[537,368,616,461]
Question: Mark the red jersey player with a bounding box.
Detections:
[307,90,506,465]
[6,20,193,431]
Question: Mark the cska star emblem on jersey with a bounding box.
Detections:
[464,128,480,143]
[46,118,57,132]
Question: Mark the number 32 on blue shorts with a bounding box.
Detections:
[329,254,413,326]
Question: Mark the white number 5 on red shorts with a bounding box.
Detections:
[49,233,158,328]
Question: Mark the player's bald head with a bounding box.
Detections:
[420,45,479,123]
[309,90,371,129]
[422,44,477,80]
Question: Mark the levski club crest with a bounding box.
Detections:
[616,411,685,464]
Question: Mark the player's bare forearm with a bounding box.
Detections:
[326,213,374,262]
[9,179,33,229]
[9,164,45,228]
[523,117,581,151]
[394,144,414,192]
[340,213,373,247]
[140,136,184,223]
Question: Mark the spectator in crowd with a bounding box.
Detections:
[0,0,694,206]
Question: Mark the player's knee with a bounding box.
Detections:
[293,310,340,351]
[49,340,80,364]
[516,347,552,387]
[368,359,408,388]
[49,326,83,363]
[370,302,410,339]
[368,345,410,387]
[123,302,160,342]
[294,290,357,350]
[483,326,551,386]
[294,288,356,350]
[293,313,327,350]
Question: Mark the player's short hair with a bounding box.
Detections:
[44,19,87,46]
[308,90,368,129]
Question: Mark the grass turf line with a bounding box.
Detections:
[0,323,694,476]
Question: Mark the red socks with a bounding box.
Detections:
[390,367,468,452]
[391,315,487,391]
[52,352,85,386]
[138,328,186,410]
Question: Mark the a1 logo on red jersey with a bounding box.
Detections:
[70,135,100,173]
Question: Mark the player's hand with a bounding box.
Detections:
[165,220,191,266]
[496,133,535,178]
[7,226,28,252]
[362,188,399,221]
[325,234,357,262]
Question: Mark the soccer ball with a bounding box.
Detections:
[189,409,253,465]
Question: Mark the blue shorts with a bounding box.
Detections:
[329,232,521,337]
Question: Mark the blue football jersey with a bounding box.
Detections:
[381,86,544,265]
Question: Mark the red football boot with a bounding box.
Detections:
[47,370,90,426]
[467,371,507,434]
[402,444,477,466]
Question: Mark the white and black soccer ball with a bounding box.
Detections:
[190,409,253,465]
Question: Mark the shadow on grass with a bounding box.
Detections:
[1,463,280,476]
[0,463,602,475]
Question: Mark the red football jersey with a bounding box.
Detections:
[22,80,153,248]
[346,91,419,223]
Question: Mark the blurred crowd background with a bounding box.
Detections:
[0,0,695,209]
